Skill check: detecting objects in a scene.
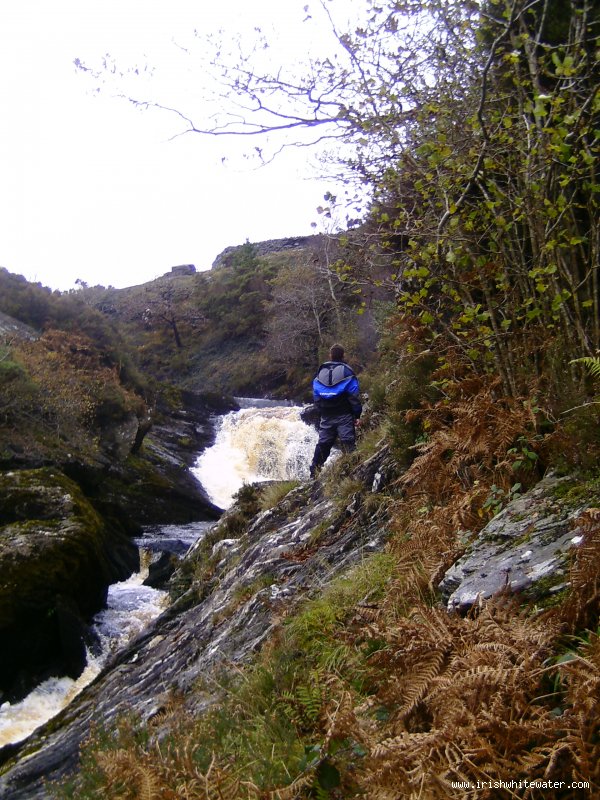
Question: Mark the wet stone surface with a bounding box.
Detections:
[438,474,590,612]
[0,446,394,799]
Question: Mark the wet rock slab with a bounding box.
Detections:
[439,474,590,612]
[0,446,394,798]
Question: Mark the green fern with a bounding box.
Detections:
[280,670,325,727]
[312,780,331,800]
[570,357,600,379]
[296,682,323,722]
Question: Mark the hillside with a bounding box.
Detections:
[76,234,384,400]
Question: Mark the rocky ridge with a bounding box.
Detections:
[212,235,322,269]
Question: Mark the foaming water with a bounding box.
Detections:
[0,661,103,748]
[0,560,168,747]
[0,406,313,745]
[92,556,168,657]
[193,405,317,509]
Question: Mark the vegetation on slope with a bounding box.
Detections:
[0,269,148,466]
[50,424,600,799]
[76,238,379,400]
[9,0,600,795]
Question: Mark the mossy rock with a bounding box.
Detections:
[0,467,138,700]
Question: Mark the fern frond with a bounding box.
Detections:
[268,770,315,800]
[323,688,358,746]
[558,508,600,631]
[397,647,448,717]
[570,356,600,379]
[96,750,164,800]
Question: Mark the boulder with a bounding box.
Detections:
[143,551,177,589]
[97,411,140,461]
[0,468,138,701]
[439,474,591,612]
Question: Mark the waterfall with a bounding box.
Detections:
[0,403,316,746]
[192,404,318,509]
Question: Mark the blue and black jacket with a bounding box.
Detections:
[313,361,362,419]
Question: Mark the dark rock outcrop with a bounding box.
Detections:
[61,391,230,532]
[0,468,138,703]
[212,235,324,269]
[0,446,394,798]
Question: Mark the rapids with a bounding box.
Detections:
[0,402,316,746]
[0,557,167,747]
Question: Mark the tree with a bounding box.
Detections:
[80,0,600,401]
[266,260,336,366]
[142,280,206,349]
[364,0,600,397]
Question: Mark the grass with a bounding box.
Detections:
[258,480,300,511]
[49,551,396,799]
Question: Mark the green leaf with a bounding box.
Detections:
[317,761,341,790]
[570,357,600,380]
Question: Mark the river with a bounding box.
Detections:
[0,402,316,746]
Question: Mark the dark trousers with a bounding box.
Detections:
[310,413,356,473]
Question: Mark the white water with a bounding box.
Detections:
[192,404,317,509]
[0,665,102,748]
[0,404,315,746]
[0,557,167,747]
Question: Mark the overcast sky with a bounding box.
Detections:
[0,0,355,291]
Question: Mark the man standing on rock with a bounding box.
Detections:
[309,344,362,478]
